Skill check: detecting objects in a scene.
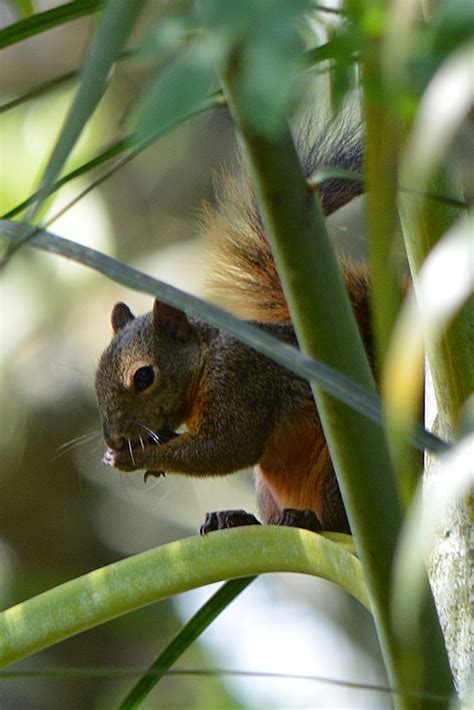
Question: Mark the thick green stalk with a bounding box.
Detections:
[220,59,453,708]
[400,172,473,430]
[364,92,403,365]
[364,58,420,507]
[0,528,365,668]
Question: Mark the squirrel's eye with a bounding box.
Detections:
[133,366,155,392]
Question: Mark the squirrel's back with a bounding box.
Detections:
[204,117,365,324]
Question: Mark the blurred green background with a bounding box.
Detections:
[0,2,385,708]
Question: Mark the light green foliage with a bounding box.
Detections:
[0,0,472,707]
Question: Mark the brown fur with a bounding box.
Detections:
[205,119,364,321]
[258,417,329,518]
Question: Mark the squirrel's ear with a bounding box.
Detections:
[153,300,192,341]
[111,302,135,333]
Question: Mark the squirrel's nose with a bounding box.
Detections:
[103,422,126,450]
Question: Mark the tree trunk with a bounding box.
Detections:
[425,367,474,700]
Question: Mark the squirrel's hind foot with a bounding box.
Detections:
[199,508,322,535]
[200,509,261,535]
[275,508,322,533]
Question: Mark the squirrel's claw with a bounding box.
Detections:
[144,470,166,483]
[276,508,322,533]
[102,448,166,478]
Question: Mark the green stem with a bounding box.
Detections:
[364,89,403,365]
[0,0,102,49]
[0,49,138,116]
[0,70,77,113]
[363,54,421,508]
[0,528,366,669]
[220,55,453,708]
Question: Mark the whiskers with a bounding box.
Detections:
[134,421,165,445]
[53,431,102,461]
[127,438,136,467]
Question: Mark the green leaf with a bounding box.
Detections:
[120,577,256,708]
[399,43,474,432]
[199,0,309,38]
[304,35,360,68]
[30,0,144,215]
[0,0,102,49]
[139,2,201,58]
[0,527,367,668]
[401,42,474,195]
[384,218,474,437]
[9,0,34,19]
[2,0,146,262]
[134,40,219,142]
[198,0,311,135]
[239,32,305,135]
[430,0,474,60]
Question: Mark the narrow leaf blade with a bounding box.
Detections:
[120,577,256,709]
[0,0,102,49]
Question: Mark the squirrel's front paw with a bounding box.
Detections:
[102,447,137,472]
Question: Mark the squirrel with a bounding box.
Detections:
[95,120,372,536]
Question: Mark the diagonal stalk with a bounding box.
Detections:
[0,219,449,457]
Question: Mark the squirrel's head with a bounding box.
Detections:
[95,299,202,450]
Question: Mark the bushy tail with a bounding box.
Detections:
[205,119,364,322]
